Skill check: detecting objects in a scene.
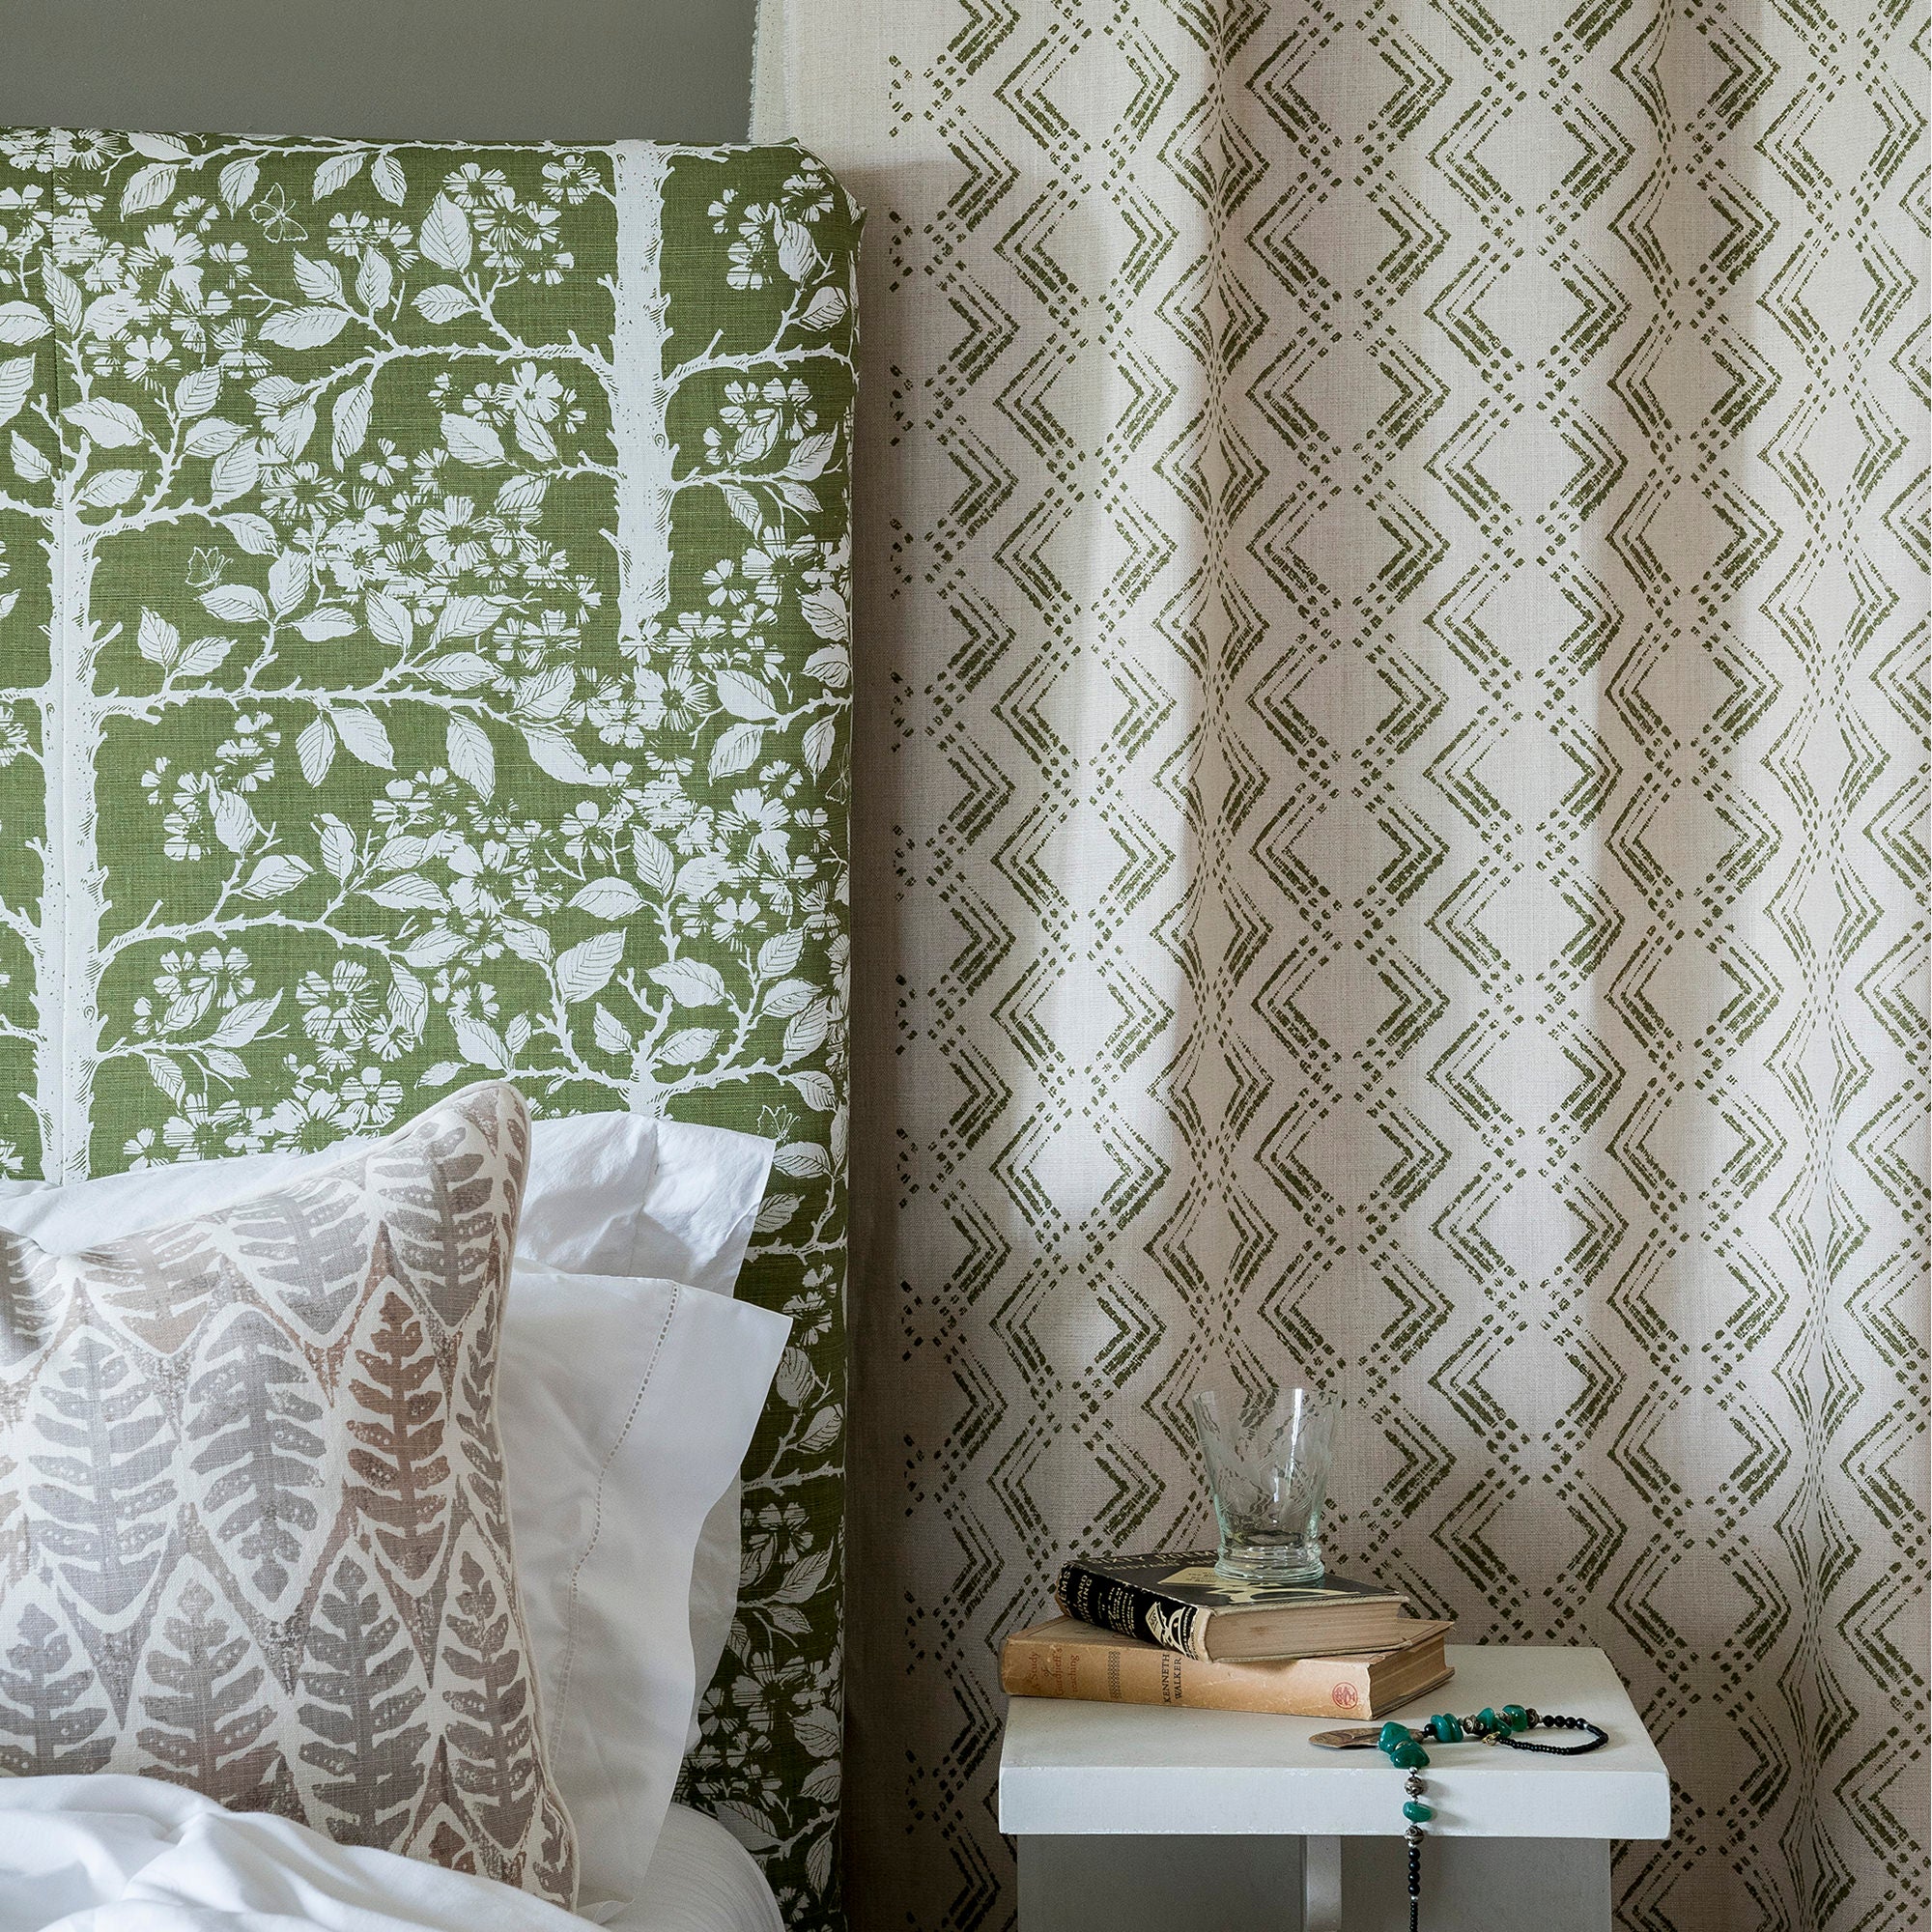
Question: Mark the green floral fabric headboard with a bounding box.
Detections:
[0,128,853,1926]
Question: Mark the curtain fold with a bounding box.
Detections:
[754,1,1929,1925]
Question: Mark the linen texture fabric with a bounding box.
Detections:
[0,1111,776,1294]
[0,1773,587,1932]
[497,1264,793,1920]
[0,1109,786,1918]
[0,1079,578,1903]
[0,130,855,1924]
[755,3,1929,1929]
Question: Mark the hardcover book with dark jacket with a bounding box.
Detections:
[1055,1551,1409,1662]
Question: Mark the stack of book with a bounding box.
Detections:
[1002,1549,1453,1719]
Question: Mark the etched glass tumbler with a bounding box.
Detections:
[1190,1383,1339,1583]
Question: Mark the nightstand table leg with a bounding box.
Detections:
[1012,1835,1613,1931]
[1014,1834,1304,1930]
[1303,1834,1342,1931]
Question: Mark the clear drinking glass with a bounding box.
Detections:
[1190,1383,1339,1584]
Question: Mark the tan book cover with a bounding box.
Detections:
[1002,1615,1455,1719]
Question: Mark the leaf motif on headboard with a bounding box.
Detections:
[0,128,855,1928]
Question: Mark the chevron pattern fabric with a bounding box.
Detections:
[755,2,1929,1927]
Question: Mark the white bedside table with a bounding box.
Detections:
[998,1643,1669,1932]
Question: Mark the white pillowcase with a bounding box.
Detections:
[686,1483,743,1753]
[0,1111,783,1916]
[0,1109,773,1292]
[503,1264,788,1918]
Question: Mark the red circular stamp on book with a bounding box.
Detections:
[1331,1683,1360,1710]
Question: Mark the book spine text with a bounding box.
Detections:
[1055,1561,1207,1660]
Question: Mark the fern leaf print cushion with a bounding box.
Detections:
[0,1080,577,1905]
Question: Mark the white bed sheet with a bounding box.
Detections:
[601,1805,783,1932]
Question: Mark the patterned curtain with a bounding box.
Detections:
[755,2,1928,1927]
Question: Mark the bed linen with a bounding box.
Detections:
[0,1774,582,1932]
[611,1806,782,1932]
[500,1267,788,1918]
[0,1126,787,1918]
[0,1780,779,1932]
[0,1112,775,1295]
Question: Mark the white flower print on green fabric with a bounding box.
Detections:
[0,129,855,1928]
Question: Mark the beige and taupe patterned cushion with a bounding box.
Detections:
[0,1080,576,1905]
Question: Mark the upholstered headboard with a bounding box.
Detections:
[0,128,852,1927]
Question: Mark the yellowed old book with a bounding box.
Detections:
[1001,1615,1456,1720]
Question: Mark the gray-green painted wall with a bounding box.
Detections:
[0,0,757,144]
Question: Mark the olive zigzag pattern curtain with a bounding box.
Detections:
[756,1,1929,1928]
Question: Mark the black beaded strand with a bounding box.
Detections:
[1493,1713,1610,1755]
[1376,1706,1608,1930]
[1404,1766,1427,1931]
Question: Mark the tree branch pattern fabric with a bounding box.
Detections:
[0,129,855,1926]
[0,1081,576,1902]
[755,4,1928,1929]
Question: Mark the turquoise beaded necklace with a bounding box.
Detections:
[1332,1704,1610,1931]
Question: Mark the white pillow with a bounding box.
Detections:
[502,1264,789,1918]
[686,1482,743,1753]
[0,1111,781,1915]
[0,1109,773,1292]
